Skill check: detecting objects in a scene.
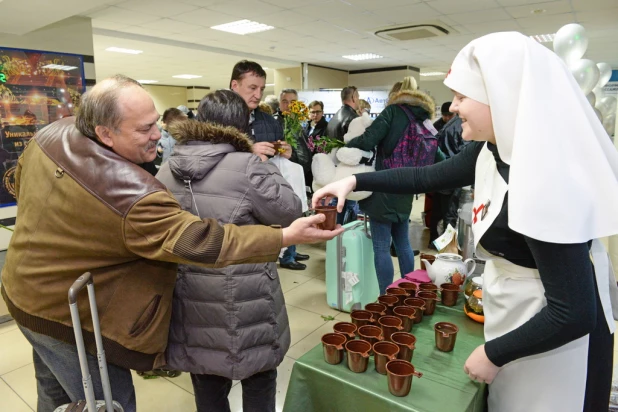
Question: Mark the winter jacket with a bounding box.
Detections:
[251,108,283,143]
[346,90,436,223]
[305,117,328,140]
[437,115,466,158]
[157,121,301,380]
[1,117,283,371]
[326,104,358,141]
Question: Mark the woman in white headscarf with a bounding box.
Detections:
[312,32,618,411]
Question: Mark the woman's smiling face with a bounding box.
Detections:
[449,91,496,144]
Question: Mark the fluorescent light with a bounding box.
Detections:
[105,47,143,54]
[172,74,202,79]
[420,72,446,77]
[42,64,77,71]
[137,80,159,84]
[342,53,383,61]
[263,67,270,70]
[529,33,555,43]
[266,83,275,86]
[211,19,275,35]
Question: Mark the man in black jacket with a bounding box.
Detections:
[326,86,359,141]
[229,60,291,161]
[230,61,308,270]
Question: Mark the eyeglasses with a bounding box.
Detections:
[309,111,323,114]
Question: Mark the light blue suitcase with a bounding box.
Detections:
[326,219,380,312]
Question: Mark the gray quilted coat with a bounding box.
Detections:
[156,121,301,380]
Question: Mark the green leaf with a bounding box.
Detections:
[321,315,335,321]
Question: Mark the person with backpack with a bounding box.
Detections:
[345,76,439,294]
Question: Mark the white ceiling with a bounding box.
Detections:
[80,0,618,88]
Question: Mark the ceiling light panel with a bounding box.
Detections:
[105,47,144,54]
[420,72,446,77]
[137,80,159,84]
[529,33,555,43]
[342,53,383,61]
[211,20,275,35]
[172,74,202,79]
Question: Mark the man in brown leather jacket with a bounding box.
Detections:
[0,74,341,412]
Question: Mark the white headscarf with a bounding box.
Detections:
[444,32,618,244]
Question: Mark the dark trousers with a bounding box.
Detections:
[191,369,277,412]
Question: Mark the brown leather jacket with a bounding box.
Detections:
[0,117,282,371]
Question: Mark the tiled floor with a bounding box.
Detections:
[2,196,617,411]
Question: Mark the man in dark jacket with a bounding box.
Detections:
[429,114,468,247]
[326,86,359,141]
[229,60,291,161]
[433,101,455,133]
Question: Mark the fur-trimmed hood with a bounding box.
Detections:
[388,90,436,119]
[167,121,254,181]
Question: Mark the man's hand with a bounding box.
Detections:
[311,176,357,213]
[252,142,276,162]
[463,345,500,384]
[278,141,292,159]
[282,214,344,247]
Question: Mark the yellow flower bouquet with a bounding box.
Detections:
[283,100,309,149]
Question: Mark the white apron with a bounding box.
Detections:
[471,144,616,411]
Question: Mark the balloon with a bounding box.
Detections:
[597,96,617,117]
[603,114,616,135]
[594,108,604,122]
[593,87,605,101]
[569,59,600,95]
[586,92,596,107]
[596,62,612,89]
[553,24,588,65]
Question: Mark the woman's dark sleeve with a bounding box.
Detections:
[354,141,484,195]
[484,238,597,367]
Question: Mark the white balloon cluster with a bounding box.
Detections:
[554,23,616,136]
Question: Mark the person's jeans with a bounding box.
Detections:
[18,325,136,412]
[279,244,297,265]
[191,369,277,412]
[333,199,358,225]
[369,219,415,294]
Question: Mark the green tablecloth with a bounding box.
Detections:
[283,303,487,412]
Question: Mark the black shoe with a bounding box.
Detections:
[295,253,310,261]
[280,261,307,270]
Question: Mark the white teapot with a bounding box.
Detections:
[421,253,476,286]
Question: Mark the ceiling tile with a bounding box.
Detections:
[260,0,330,8]
[462,19,522,34]
[88,6,161,25]
[515,12,575,29]
[140,18,204,33]
[114,0,200,17]
[571,0,618,12]
[177,0,228,6]
[448,8,512,24]
[91,19,131,30]
[172,8,238,26]
[254,10,318,27]
[505,0,572,18]
[343,0,421,11]
[495,0,558,6]
[122,25,176,37]
[428,0,501,15]
[206,0,286,19]
[372,3,443,25]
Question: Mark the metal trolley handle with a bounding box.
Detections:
[68,272,116,412]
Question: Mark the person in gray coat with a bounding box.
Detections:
[156,90,302,412]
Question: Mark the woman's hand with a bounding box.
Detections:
[278,141,292,159]
[463,345,500,384]
[311,176,357,213]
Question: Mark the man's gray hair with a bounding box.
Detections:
[341,86,358,103]
[76,74,142,139]
[264,95,279,113]
[280,88,298,98]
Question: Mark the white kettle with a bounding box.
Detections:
[421,253,476,286]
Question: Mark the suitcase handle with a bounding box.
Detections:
[68,272,116,412]
[68,272,92,304]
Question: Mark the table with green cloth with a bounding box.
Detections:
[283,301,487,412]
